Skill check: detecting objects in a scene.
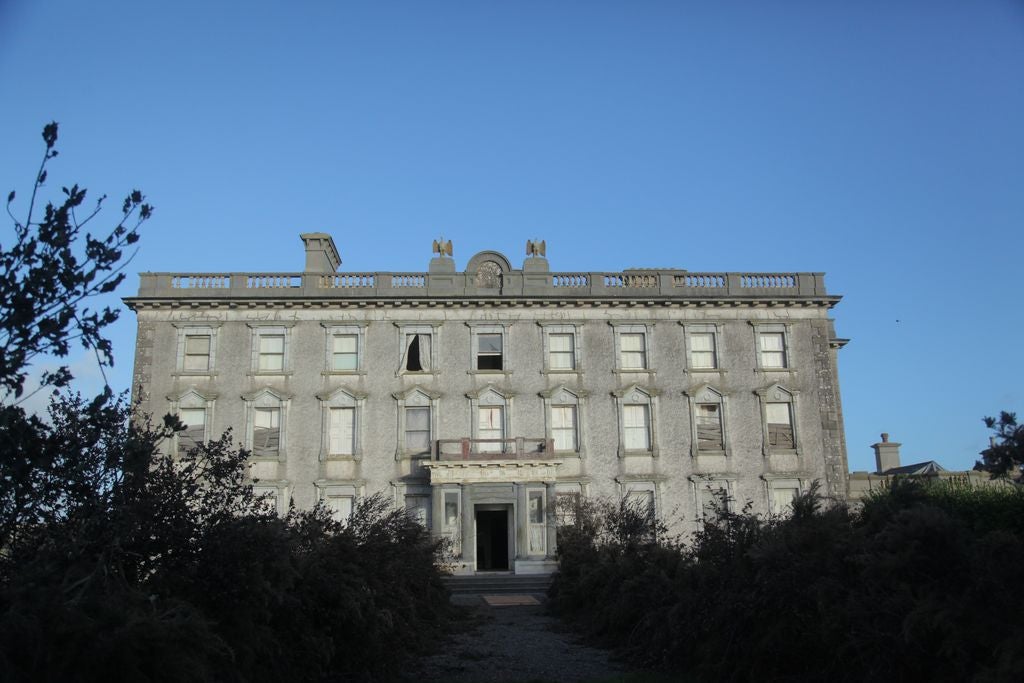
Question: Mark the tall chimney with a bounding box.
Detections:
[300,233,341,273]
[872,432,902,474]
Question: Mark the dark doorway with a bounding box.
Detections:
[475,508,509,571]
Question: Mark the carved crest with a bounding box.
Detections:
[475,260,502,288]
[432,237,453,257]
[526,239,546,257]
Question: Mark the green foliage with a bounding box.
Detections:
[2,122,152,401]
[976,411,1024,483]
[551,481,1024,682]
[0,125,454,682]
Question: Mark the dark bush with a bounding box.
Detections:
[550,480,1024,682]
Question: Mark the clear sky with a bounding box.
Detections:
[2,0,1022,472]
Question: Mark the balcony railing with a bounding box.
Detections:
[136,270,830,300]
[433,437,556,461]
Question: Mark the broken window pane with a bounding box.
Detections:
[477,333,503,370]
[696,403,723,450]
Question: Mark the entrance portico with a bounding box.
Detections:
[424,440,560,576]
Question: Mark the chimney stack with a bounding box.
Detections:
[300,233,342,273]
[872,432,902,473]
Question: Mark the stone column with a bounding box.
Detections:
[460,484,475,567]
[515,482,527,561]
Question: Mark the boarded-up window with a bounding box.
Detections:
[478,406,504,452]
[405,406,431,454]
[184,335,211,371]
[620,333,646,369]
[623,404,651,450]
[332,334,358,370]
[701,482,730,521]
[178,408,206,456]
[549,333,575,370]
[551,405,578,452]
[690,332,716,369]
[759,332,786,368]
[325,495,353,523]
[258,334,285,371]
[766,403,794,449]
[625,489,655,519]
[771,485,800,515]
[696,403,724,450]
[253,407,280,457]
[329,407,355,455]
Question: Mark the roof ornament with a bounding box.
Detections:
[432,237,453,257]
[526,239,546,257]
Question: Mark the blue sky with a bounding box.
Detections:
[2,0,1022,472]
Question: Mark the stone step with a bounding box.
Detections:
[443,574,554,594]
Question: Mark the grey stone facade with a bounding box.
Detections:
[125,234,849,575]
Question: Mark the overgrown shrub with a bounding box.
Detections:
[551,480,1024,682]
[0,394,454,683]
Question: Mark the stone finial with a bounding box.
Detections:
[432,237,453,257]
[872,432,902,474]
[526,239,546,257]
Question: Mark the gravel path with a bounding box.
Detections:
[402,596,629,683]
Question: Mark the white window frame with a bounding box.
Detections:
[763,477,803,516]
[681,322,721,372]
[467,385,513,453]
[315,482,362,524]
[441,486,463,556]
[690,476,734,524]
[751,322,792,371]
[393,386,440,459]
[467,322,511,374]
[683,384,729,456]
[253,482,289,516]
[317,387,367,460]
[248,323,294,375]
[322,322,368,374]
[173,323,221,375]
[242,387,290,461]
[539,322,583,373]
[611,322,655,373]
[526,486,548,556]
[612,385,659,457]
[617,479,658,521]
[540,385,587,456]
[167,388,216,458]
[756,384,800,456]
[395,322,440,376]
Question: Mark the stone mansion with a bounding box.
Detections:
[126,234,849,575]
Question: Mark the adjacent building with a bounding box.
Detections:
[126,234,849,574]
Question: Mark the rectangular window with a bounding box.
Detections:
[329,407,355,455]
[690,332,717,369]
[766,403,794,448]
[555,487,581,526]
[405,495,430,527]
[331,334,358,370]
[551,405,578,452]
[770,485,800,515]
[549,333,575,370]
[443,490,461,554]
[620,333,647,369]
[178,408,206,456]
[183,334,212,371]
[405,406,431,454]
[477,333,503,370]
[696,404,724,450]
[478,406,504,452]
[253,407,280,457]
[254,486,281,515]
[700,483,730,521]
[258,334,285,371]
[325,495,353,523]
[625,489,655,517]
[528,490,546,554]
[403,333,432,372]
[623,404,651,450]
[759,332,787,369]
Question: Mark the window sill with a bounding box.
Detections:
[620,449,658,458]
[323,454,359,462]
[249,455,285,463]
[467,369,513,376]
[322,370,367,376]
[542,369,582,376]
[766,449,800,457]
[173,371,218,378]
[248,371,294,377]
[685,368,726,374]
[613,368,656,374]
[755,368,796,374]
[398,370,440,377]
